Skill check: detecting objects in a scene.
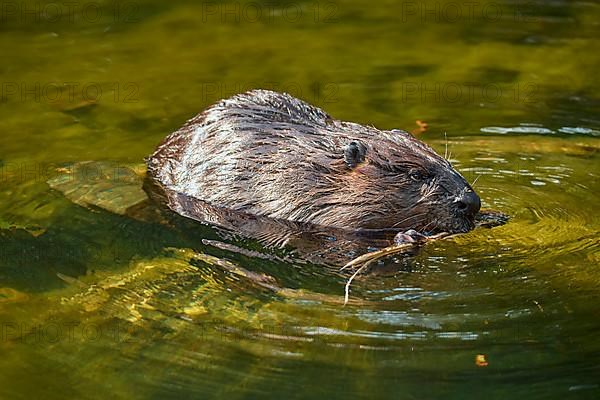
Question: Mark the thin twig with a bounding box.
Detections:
[341,242,414,272]
[344,261,372,305]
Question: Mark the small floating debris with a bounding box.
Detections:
[475,354,488,367]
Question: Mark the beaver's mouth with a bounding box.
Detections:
[387,208,476,236]
[417,214,476,235]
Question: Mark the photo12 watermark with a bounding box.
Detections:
[0,1,140,24]
[1,82,140,104]
[0,160,145,185]
[398,1,541,23]
[1,320,134,345]
[396,81,538,104]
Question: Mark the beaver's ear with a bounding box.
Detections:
[344,141,367,168]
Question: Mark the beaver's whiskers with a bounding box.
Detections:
[391,212,428,228]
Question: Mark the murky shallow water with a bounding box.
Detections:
[1,1,599,399]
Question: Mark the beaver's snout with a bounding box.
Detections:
[455,190,481,218]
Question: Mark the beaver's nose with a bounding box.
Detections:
[456,191,480,217]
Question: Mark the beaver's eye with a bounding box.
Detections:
[409,169,427,182]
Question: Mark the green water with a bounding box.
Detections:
[1,0,599,398]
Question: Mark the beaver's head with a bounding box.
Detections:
[322,126,480,234]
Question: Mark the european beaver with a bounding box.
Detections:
[145,90,480,238]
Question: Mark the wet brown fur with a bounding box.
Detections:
[146,90,478,235]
